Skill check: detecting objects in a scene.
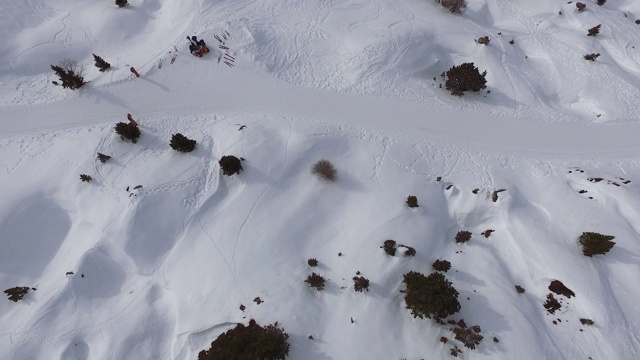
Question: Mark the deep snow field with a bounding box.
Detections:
[1,0,640,359]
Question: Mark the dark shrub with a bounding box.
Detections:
[402,271,461,320]
[548,280,575,298]
[311,159,337,182]
[543,294,561,314]
[51,60,86,90]
[450,346,462,357]
[596,0,605,5]
[440,336,448,343]
[170,133,196,153]
[584,52,600,61]
[435,0,467,14]
[115,0,129,7]
[97,153,111,163]
[353,276,370,292]
[92,54,111,72]
[198,319,290,360]
[515,285,526,294]
[476,36,490,45]
[4,287,30,302]
[580,318,595,326]
[403,245,416,257]
[587,24,601,36]
[381,239,397,256]
[432,259,451,272]
[481,229,494,238]
[305,273,325,291]
[307,258,318,267]
[450,320,483,349]
[579,232,615,256]
[576,2,586,12]
[80,174,92,182]
[114,122,141,143]
[492,189,506,202]
[406,195,419,208]
[455,231,471,244]
[445,63,487,96]
[219,155,244,176]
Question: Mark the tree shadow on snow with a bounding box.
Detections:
[141,77,170,92]
[79,86,129,109]
[335,171,365,192]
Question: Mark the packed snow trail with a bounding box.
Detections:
[1,64,639,160]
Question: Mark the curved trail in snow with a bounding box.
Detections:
[1,64,638,160]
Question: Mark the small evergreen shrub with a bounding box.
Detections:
[381,239,397,256]
[406,195,419,208]
[543,294,561,314]
[587,24,601,36]
[596,0,606,5]
[450,346,462,357]
[403,245,416,257]
[80,174,92,182]
[219,155,244,176]
[353,276,370,292]
[432,259,451,272]
[435,0,467,14]
[198,319,290,360]
[307,258,318,267]
[114,122,140,143]
[492,189,506,202]
[4,287,30,302]
[580,318,595,326]
[579,232,615,256]
[548,280,575,298]
[450,320,483,350]
[311,159,337,182]
[115,0,129,7]
[515,285,526,294]
[402,271,461,320]
[576,2,586,12]
[445,63,487,96]
[170,133,196,153]
[455,231,472,244]
[305,273,326,291]
[92,54,111,72]
[97,153,111,163]
[481,229,494,238]
[476,36,490,45]
[51,59,86,90]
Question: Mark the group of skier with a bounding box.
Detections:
[188,36,209,57]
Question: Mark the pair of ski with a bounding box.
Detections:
[214,31,230,44]
[223,53,235,67]
[158,46,179,68]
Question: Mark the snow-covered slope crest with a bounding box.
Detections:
[1,1,640,360]
[4,0,640,123]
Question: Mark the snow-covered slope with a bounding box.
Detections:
[1,1,640,359]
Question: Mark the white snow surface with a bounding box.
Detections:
[1,0,640,359]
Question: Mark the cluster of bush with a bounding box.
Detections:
[381,239,415,257]
[50,54,112,90]
[198,319,290,360]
